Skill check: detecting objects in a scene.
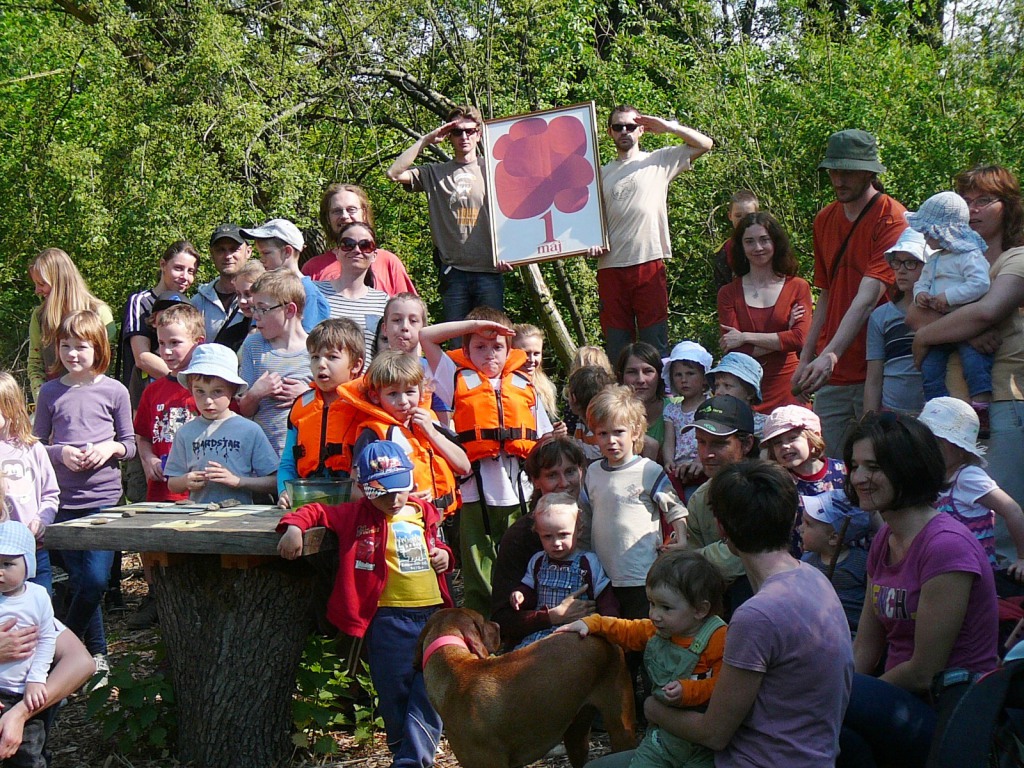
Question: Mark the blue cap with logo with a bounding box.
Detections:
[356,441,415,499]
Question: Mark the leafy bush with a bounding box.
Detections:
[85,645,175,756]
[291,635,383,756]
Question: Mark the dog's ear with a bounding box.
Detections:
[461,610,493,660]
[483,620,502,654]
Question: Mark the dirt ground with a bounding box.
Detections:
[46,554,618,768]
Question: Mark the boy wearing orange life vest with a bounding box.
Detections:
[339,350,469,519]
[277,319,365,508]
[421,307,557,617]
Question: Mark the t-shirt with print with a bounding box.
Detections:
[164,413,279,505]
[406,157,495,273]
[378,504,443,607]
[238,333,313,457]
[719,562,852,768]
[793,457,846,496]
[867,301,925,415]
[812,195,906,385]
[133,375,197,501]
[664,396,700,464]
[598,145,695,271]
[583,455,687,586]
[868,513,998,674]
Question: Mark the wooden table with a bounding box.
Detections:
[46,502,337,768]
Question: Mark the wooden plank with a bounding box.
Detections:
[46,505,336,557]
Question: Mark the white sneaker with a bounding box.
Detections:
[91,654,110,689]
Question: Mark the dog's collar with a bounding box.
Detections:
[422,634,470,667]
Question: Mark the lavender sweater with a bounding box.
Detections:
[33,375,137,510]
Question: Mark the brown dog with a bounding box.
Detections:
[416,607,636,768]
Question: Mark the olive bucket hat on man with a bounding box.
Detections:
[818,129,887,174]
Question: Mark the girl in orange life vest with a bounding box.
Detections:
[277,319,365,508]
[420,306,559,618]
[339,350,468,519]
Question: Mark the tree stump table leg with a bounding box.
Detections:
[152,555,314,768]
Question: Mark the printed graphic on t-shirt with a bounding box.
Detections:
[611,175,637,202]
[392,521,430,573]
[450,166,480,227]
[0,457,38,510]
[153,406,194,447]
[355,524,378,571]
[872,583,913,620]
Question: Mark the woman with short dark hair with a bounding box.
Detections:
[838,412,998,768]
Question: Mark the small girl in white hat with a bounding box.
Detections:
[908,192,993,419]
[918,397,1024,586]
[661,341,713,500]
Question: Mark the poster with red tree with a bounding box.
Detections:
[483,102,607,266]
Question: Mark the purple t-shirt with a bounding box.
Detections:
[718,563,853,768]
[33,375,137,510]
[868,513,998,674]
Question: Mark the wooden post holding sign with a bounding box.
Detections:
[483,102,608,267]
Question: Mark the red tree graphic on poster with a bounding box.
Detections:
[492,115,595,245]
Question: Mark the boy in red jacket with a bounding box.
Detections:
[278,440,453,767]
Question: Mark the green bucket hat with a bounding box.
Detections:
[818,129,887,174]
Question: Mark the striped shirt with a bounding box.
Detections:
[238,334,313,456]
[315,281,389,369]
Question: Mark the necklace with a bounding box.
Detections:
[747,275,782,299]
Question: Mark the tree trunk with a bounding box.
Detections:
[520,262,577,369]
[153,556,316,768]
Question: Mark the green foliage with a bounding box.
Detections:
[291,635,383,756]
[3,0,1024,370]
[85,646,175,756]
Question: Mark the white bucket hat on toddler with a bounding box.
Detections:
[661,341,713,391]
[917,397,986,463]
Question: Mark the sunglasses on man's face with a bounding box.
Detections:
[340,238,376,253]
[449,127,478,138]
[611,123,640,133]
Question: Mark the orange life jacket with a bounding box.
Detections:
[447,348,538,462]
[288,388,353,477]
[336,378,463,518]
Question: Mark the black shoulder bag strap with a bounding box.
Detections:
[829,191,883,284]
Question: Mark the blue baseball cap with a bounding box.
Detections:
[801,491,870,545]
[356,441,414,499]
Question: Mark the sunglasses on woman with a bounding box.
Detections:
[340,237,376,253]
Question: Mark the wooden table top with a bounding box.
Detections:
[45,502,335,557]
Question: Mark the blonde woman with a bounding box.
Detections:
[27,249,115,400]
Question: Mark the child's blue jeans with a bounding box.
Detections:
[54,507,114,656]
[921,342,993,401]
[365,606,442,768]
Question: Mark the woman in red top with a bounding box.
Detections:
[718,212,812,412]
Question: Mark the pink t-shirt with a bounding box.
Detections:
[868,513,998,674]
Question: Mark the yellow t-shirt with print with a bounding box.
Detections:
[378,504,443,608]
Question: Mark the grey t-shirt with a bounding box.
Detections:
[719,563,853,768]
[867,301,924,415]
[164,413,279,504]
[407,157,495,273]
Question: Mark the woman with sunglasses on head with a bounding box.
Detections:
[909,166,1024,568]
[302,183,418,296]
[838,412,997,768]
[315,221,389,369]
